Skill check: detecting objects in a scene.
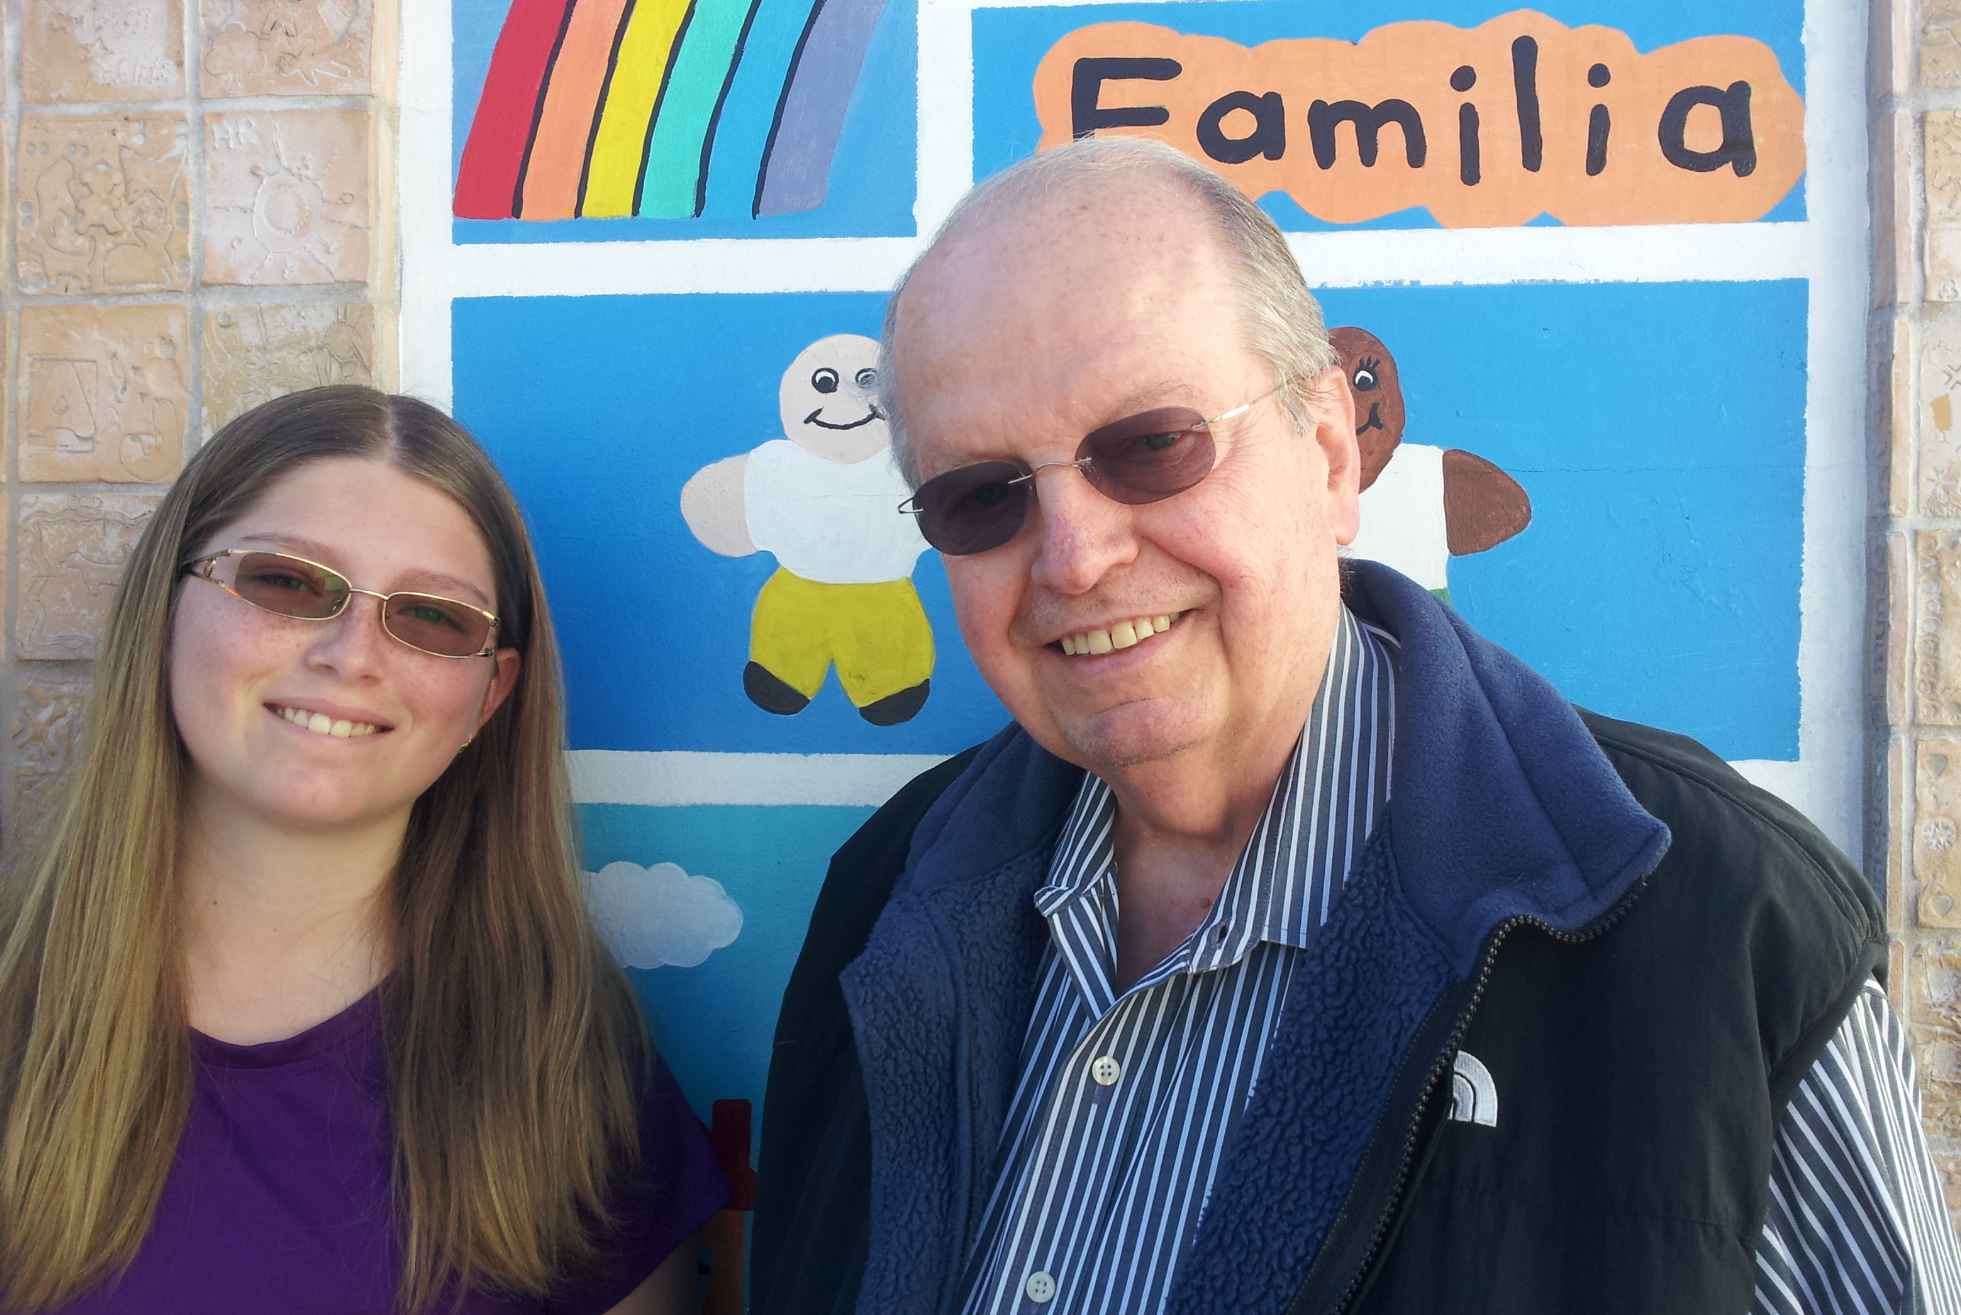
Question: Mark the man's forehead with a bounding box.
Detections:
[899,199,1228,371]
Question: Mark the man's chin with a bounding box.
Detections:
[1042,702,1207,777]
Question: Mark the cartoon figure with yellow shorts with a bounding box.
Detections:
[680,333,934,725]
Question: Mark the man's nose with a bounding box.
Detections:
[1027,468,1138,595]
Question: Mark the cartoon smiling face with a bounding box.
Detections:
[1330,326,1405,492]
[780,333,891,463]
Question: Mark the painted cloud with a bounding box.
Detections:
[583,860,743,969]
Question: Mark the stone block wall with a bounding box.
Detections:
[1877,0,1961,1218]
[0,0,397,854]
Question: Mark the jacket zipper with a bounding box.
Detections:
[1290,883,1651,1315]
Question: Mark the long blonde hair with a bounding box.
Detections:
[0,386,646,1311]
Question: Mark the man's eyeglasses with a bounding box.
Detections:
[897,380,1291,555]
[183,549,500,659]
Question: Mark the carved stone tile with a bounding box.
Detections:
[1875,113,1915,310]
[22,0,186,103]
[19,304,188,483]
[202,303,379,435]
[17,492,161,660]
[1929,0,1961,91]
[10,674,93,857]
[200,0,373,98]
[1930,115,1961,304]
[1916,537,1961,730]
[1920,739,1961,927]
[204,109,371,286]
[16,113,192,295]
[1884,312,1915,517]
[1920,313,1961,518]
[1879,733,1909,935]
[1882,534,1912,728]
[1911,940,1961,1148]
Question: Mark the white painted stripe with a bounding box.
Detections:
[571,749,1813,811]
[436,221,1821,300]
[397,0,458,410]
[567,749,948,806]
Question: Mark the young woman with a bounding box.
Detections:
[0,387,726,1313]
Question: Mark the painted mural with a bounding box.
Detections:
[451,0,916,237]
[416,0,1858,1304]
[680,333,935,724]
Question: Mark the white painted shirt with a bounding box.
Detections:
[1350,442,1451,590]
[743,439,927,584]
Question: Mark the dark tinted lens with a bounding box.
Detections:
[1080,407,1214,504]
[912,461,1031,555]
[384,593,491,657]
[230,552,347,619]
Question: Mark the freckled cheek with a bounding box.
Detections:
[400,668,495,734]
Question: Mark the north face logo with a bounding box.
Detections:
[1448,1050,1498,1127]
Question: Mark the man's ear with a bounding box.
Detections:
[1309,364,1362,545]
[479,649,522,729]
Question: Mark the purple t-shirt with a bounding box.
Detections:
[45,991,728,1314]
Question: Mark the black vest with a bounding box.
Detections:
[1338,713,1886,1315]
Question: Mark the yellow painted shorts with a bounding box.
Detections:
[749,568,934,707]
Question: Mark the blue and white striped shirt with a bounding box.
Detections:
[958,605,1961,1315]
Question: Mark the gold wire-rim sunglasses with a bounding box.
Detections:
[183,548,501,660]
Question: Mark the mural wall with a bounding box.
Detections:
[402,0,1867,1299]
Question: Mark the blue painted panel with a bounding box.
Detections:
[456,279,1803,760]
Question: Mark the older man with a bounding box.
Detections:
[752,139,1961,1315]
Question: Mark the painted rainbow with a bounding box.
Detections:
[455,0,888,221]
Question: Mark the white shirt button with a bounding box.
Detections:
[1025,1270,1057,1304]
[1090,1055,1122,1086]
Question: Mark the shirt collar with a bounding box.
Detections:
[1035,605,1398,988]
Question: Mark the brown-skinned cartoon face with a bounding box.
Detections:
[780,333,891,463]
[1330,327,1404,492]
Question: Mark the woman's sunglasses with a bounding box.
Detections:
[183,549,500,659]
[897,380,1290,556]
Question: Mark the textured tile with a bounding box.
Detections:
[16,113,192,294]
[1887,314,1915,517]
[10,674,93,857]
[1931,115,1961,303]
[17,492,161,660]
[1930,0,1961,91]
[200,0,373,97]
[204,109,371,286]
[1876,112,1916,309]
[202,302,379,435]
[1883,533,1913,728]
[21,0,186,102]
[1916,536,1961,729]
[19,304,188,483]
[1883,732,1910,932]
[1912,941,1961,1149]
[1937,1156,1961,1218]
[1919,313,1961,517]
[1917,739,1961,927]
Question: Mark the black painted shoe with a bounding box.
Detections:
[859,679,930,726]
[744,661,811,715]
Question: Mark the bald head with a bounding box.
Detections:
[880,138,1337,485]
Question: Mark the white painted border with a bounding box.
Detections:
[571,750,950,806]
[401,0,1869,853]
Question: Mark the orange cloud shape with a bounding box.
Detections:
[1031,9,1805,228]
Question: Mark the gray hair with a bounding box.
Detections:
[878,137,1337,486]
